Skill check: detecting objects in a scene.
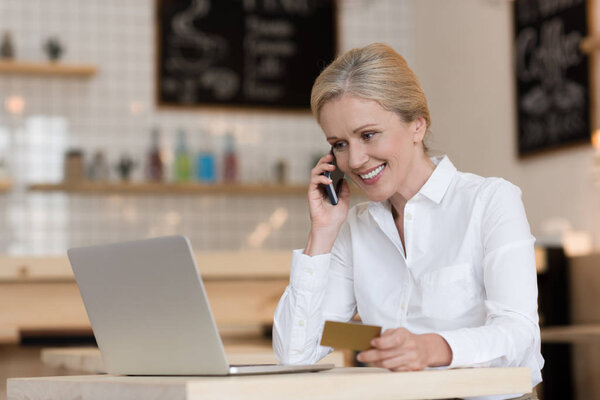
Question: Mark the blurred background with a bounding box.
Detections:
[0,0,599,399]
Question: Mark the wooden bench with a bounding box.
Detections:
[0,252,292,343]
[0,247,550,344]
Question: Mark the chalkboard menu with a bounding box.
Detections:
[514,0,591,155]
[156,0,337,110]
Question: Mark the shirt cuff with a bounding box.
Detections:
[437,329,474,368]
[289,249,331,292]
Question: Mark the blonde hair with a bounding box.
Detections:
[310,43,431,151]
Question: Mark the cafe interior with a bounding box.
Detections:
[1,0,599,399]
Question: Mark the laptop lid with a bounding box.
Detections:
[68,235,231,375]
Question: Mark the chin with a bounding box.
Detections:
[366,194,390,203]
[363,188,391,203]
[351,177,390,203]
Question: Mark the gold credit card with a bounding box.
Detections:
[320,320,382,351]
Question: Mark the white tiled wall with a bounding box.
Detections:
[0,0,413,255]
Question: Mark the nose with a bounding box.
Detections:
[348,143,369,171]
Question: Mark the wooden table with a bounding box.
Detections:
[541,323,600,400]
[541,324,600,343]
[543,253,600,400]
[7,367,532,400]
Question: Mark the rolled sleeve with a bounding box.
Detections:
[290,249,332,292]
[437,329,486,368]
[273,222,355,366]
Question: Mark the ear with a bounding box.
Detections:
[412,116,427,143]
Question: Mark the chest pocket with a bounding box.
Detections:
[420,263,477,320]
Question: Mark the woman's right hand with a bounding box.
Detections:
[304,153,351,256]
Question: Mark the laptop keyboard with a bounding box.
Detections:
[230,364,277,367]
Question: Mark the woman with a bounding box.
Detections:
[273,43,543,399]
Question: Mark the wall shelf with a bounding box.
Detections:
[581,35,600,53]
[0,60,97,77]
[28,182,308,196]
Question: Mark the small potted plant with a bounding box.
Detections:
[116,154,137,182]
[43,37,64,62]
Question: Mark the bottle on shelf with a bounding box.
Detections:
[1,32,15,59]
[64,149,85,182]
[274,159,288,184]
[0,157,9,181]
[88,150,110,181]
[174,129,192,183]
[195,128,216,184]
[222,132,238,183]
[147,127,164,182]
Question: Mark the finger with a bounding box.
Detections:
[313,153,333,168]
[308,177,333,196]
[311,162,335,178]
[372,353,416,371]
[357,347,402,364]
[372,329,409,350]
[308,175,336,203]
[356,349,380,363]
[370,328,396,348]
[389,356,426,372]
[320,152,334,162]
[309,175,332,187]
[357,346,402,363]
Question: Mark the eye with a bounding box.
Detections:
[362,131,377,141]
[332,141,347,151]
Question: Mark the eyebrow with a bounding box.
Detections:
[326,123,378,141]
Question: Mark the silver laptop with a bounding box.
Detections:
[68,235,334,375]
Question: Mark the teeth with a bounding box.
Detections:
[360,164,385,180]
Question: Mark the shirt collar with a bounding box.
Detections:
[367,155,457,215]
[417,155,457,204]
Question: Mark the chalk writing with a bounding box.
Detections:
[157,0,335,109]
[514,0,590,155]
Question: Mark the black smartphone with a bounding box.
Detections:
[322,147,345,205]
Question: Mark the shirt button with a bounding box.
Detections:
[405,213,412,221]
[401,303,406,311]
[306,268,313,275]
[298,320,305,327]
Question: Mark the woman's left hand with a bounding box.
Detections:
[356,328,452,372]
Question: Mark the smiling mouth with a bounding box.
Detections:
[358,163,386,180]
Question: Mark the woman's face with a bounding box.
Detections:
[319,95,426,202]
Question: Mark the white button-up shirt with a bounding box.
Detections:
[273,156,543,400]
